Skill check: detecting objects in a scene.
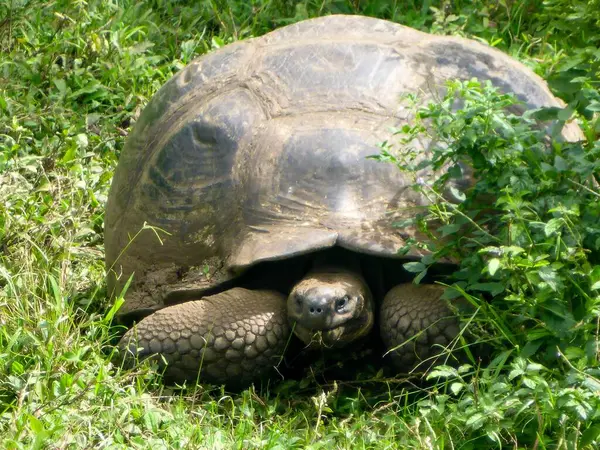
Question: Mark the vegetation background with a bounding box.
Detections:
[1,0,599,448]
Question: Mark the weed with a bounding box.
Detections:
[374,78,600,447]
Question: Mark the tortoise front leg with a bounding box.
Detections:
[118,288,290,386]
[379,284,460,371]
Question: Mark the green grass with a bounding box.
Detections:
[1,0,599,448]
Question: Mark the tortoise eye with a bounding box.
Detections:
[336,296,349,312]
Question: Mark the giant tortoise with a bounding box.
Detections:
[106,15,580,386]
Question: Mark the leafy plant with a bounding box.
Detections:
[374,78,600,446]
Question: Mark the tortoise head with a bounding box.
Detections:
[287,270,374,348]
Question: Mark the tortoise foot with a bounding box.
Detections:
[118,288,290,386]
[379,283,460,372]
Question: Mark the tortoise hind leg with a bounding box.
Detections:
[379,284,460,371]
[118,288,290,386]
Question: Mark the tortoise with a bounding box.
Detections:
[106,15,581,386]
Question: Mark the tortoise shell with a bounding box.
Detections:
[105,15,580,317]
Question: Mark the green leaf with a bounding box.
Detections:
[520,340,542,359]
[538,266,560,291]
[403,262,426,273]
[413,268,428,284]
[426,365,458,379]
[557,107,574,121]
[525,362,544,372]
[583,377,600,393]
[554,155,568,171]
[575,404,588,420]
[522,377,536,389]
[29,415,44,433]
[488,258,501,276]
[60,146,78,164]
[448,186,466,202]
[465,413,485,430]
[450,382,464,395]
[441,286,463,300]
[585,101,600,112]
[393,218,416,228]
[53,78,67,95]
[504,246,525,256]
[457,364,472,374]
[211,36,225,48]
[68,81,103,100]
[544,218,563,236]
[439,223,461,236]
[581,425,600,447]
[75,133,89,149]
[86,113,101,126]
[590,266,600,290]
[563,346,586,360]
[28,415,48,450]
[531,107,562,121]
[508,368,524,380]
[469,282,504,296]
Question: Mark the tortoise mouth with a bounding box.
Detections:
[291,309,374,348]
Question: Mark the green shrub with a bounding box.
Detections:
[374,78,600,446]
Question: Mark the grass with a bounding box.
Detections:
[1,0,599,448]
